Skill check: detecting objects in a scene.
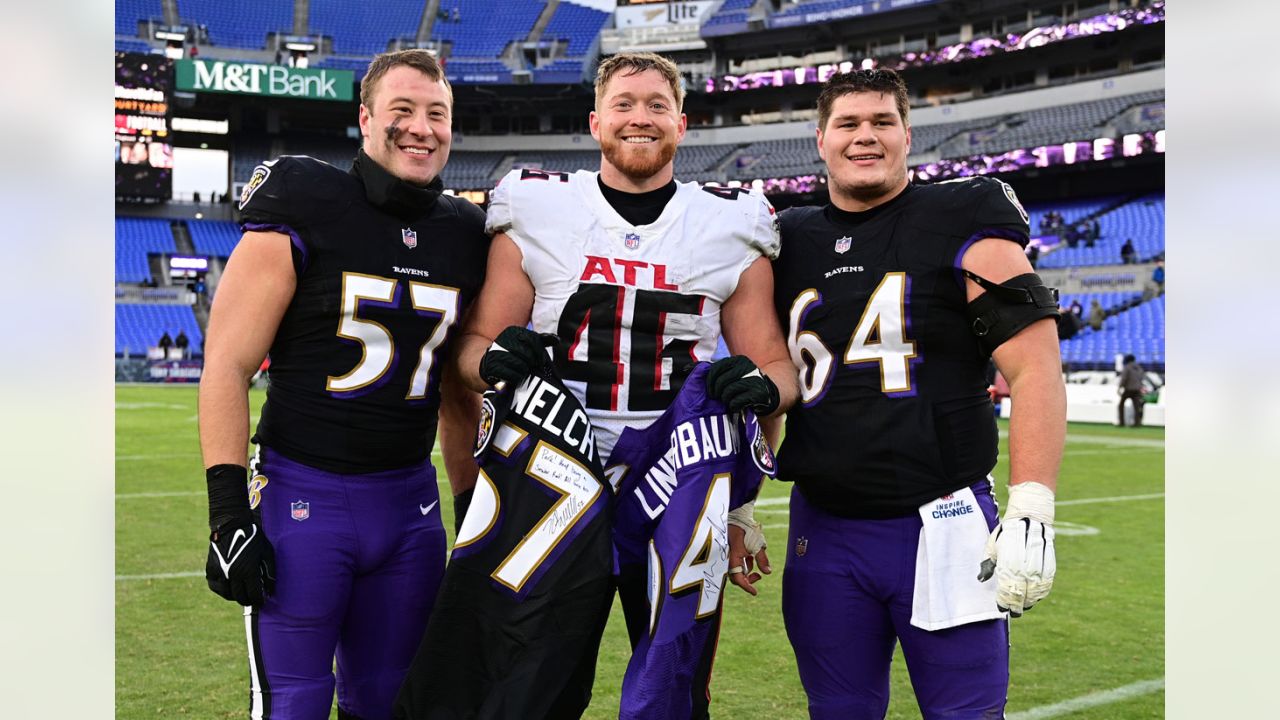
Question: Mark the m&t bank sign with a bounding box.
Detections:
[176,59,354,101]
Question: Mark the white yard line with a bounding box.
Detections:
[116,571,203,581]
[755,491,1163,510]
[1006,678,1164,719]
[117,453,203,461]
[117,491,202,499]
[1058,492,1163,506]
[1000,429,1165,449]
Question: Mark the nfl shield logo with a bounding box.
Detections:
[624,232,641,250]
[834,236,852,254]
[290,500,310,522]
[795,536,808,557]
[402,228,418,249]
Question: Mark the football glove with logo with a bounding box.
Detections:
[978,481,1056,616]
[479,326,558,386]
[705,355,781,416]
[204,464,276,607]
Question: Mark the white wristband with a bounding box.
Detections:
[1004,482,1055,525]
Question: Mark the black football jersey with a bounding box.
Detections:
[394,369,614,720]
[238,154,489,473]
[773,177,1030,518]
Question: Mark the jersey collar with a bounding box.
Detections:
[826,182,914,228]
[351,149,444,221]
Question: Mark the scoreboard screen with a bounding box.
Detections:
[116,52,173,200]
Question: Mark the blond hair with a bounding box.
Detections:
[594,52,684,111]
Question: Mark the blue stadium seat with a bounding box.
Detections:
[116,303,204,357]
[116,217,177,283]
[431,0,544,59]
[117,0,163,38]
[542,2,610,56]
[188,220,242,258]
[178,0,293,50]
[310,0,425,56]
[1036,193,1164,269]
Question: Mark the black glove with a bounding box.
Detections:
[479,326,558,386]
[453,487,474,536]
[204,464,276,607]
[705,356,780,416]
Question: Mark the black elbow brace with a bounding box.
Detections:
[964,270,1060,356]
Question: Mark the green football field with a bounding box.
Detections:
[116,384,1164,719]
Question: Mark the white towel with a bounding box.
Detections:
[910,486,1006,631]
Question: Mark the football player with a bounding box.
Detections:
[451,52,798,718]
[764,69,1066,719]
[198,50,489,719]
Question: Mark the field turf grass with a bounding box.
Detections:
[116,384,1164,718]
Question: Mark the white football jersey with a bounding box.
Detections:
[486,168,780,457]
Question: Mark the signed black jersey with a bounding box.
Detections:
[772,177,1030,518]
[394,369,614,720]
[239,153,489,473]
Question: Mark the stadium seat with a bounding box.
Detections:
[116,217,177,284]
[115,303,204,357]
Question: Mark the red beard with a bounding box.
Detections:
[600,135,677,182]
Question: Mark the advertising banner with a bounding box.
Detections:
[176,59,354,101]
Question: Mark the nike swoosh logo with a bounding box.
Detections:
[213,525,257,577]
[419,501,438,516]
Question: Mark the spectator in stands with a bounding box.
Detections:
[157,331,173,354]
[1151,259,1164,294]
[1068,298,1083,318]
[1117,353,1146,427]
[452,6,460,22]
[199,49,489,720]
[1090,219,1101,241]
[1087,298,1105,331]
[1120,238,1136,264]
[1057,304,1082,340]
[1026,242,1040,269]
[1063,224,1079,248]
[175,330,190,359]
[275,48,284,65]
[194,277,208,308]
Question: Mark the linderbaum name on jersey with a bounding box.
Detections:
[484,169,781,455]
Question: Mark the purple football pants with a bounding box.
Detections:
[782,484,1008,720]
[244,448,447,719]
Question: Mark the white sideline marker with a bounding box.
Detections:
[117,571,203,581]
[754,491,1164,510]
[1006,678,1164,719]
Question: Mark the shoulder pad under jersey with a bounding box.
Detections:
[926,176,1030,245]
[695,183,781,260]
[237,155,353,229]
[484,167,576,237]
